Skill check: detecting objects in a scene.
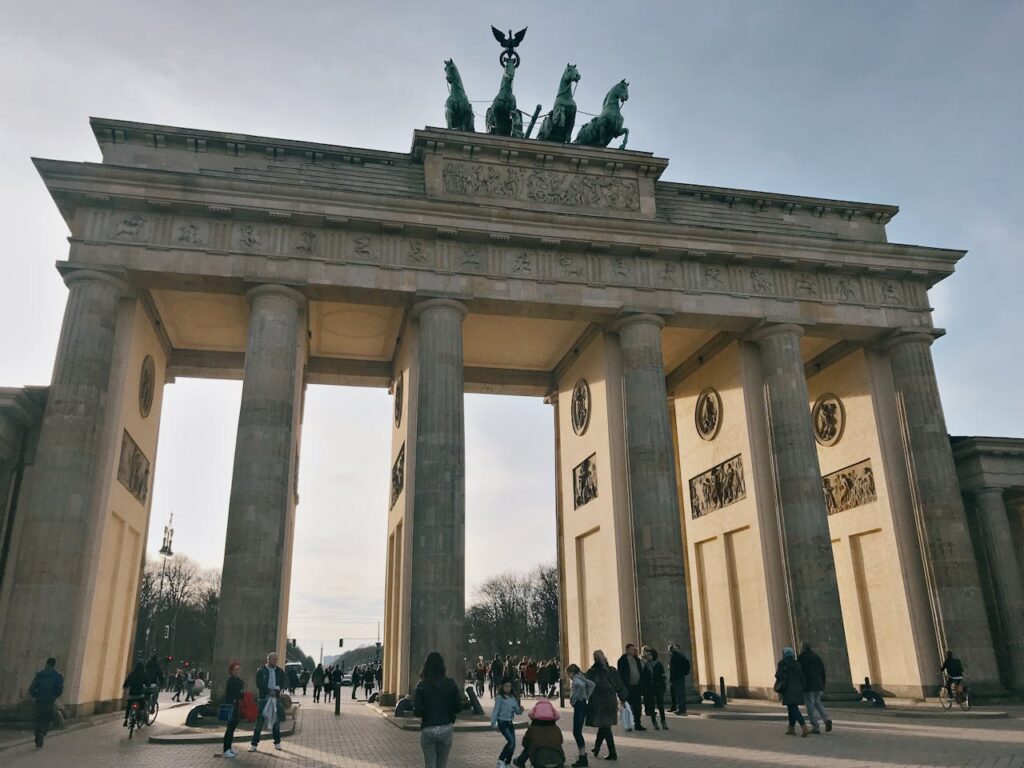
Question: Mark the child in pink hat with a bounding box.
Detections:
[511,700,564,767]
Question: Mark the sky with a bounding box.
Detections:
[1,0,1022,655]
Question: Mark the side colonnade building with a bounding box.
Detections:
[0,118,1022,716]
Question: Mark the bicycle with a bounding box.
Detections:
[939,673,971,711]
[125,695,148,739]
[144,684,160,726]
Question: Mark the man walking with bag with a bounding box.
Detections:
[798,641,832,733]
[29,657,64,748]
[616,644,647,732]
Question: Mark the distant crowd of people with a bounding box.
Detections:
[472,657,562,699]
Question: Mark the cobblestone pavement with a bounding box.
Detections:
[5,696,1024,768]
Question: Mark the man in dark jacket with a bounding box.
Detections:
[250,652,287,752]
[668,644,691,715]
[616,643,647,732]
[798,642,831,733]
[29,658,64,748]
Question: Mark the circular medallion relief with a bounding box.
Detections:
[571,379,591,436]
[139,355,155,419]
[812,393,845,446]
[695,388,722,441]
[394,373,404,428]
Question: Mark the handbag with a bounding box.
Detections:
[619,703,635,731]
[773,677,787,694]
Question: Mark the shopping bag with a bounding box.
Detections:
[239,691,259,721]
[619,703,634,732]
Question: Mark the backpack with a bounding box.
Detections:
[239,691,259,721]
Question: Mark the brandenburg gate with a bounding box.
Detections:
[1,105,1023,715]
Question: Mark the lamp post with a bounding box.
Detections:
[157,514,174,674]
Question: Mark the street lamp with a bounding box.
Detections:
[154,514,174,672]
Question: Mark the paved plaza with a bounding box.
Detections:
[4,695,1024,768]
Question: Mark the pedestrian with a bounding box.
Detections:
[642,646,668,730]
[490,656,503,698]
[312,663,324,702]
[249,651,287,752]
[567,662,596,767]
[798,641,832,734]
[28,657,63,748]
[288,665,299,695]
[332,664,344,701]
[352,666,362,699]
[615,643,647,732]
[413,651,461,768]
[184,667,196,702]
[586,650,627,761]
[511,699,564,768]
[364,666,375,699]
[220,661,245,758]
[324,665,334,703]
[145,654,166,692]
[171,670,183,701]
[491,679,523,768]
[375,663,383,691]
[525,658,538,698]
[668,643,690,715]
[775,646,809,737]
[300,668,310,696]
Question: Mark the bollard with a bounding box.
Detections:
[719,676,727,706]
[335,682,341,716]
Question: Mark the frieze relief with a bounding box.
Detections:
[95,210,924,311]
[822,458,877,515]
[117,429,151,505]
[439,160,641,213]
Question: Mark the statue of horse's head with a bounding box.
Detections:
[563,63,581,85]
[444,59,460,85]
[604,79,629,108]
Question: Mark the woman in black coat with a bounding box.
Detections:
[774,646,809,736]
[221,662,245,757]
[585,650,627,761]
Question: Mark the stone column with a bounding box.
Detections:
[212,285,305,683]
[0,269,128,709]
[613,314,693,656]
[884,330,1000,688]
[408,298,466,688]
[750,323,853,692]
[972,488,1024,690]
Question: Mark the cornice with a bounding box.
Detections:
[31,157,965,282]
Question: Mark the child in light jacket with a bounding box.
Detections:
[491,680,523,768]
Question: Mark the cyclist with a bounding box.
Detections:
[144,655,165,713]
[941,650,964,698]
[122,662,151,727]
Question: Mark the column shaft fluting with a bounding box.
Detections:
[886,332,1000,686]
[408,299,466,688]
[0,269,127,707]
[973,488,1024,690]
[212,285,305,682]
[753,323,852,691]
[616,314,693,656]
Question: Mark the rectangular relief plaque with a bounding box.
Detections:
[117,429,151,504]
[822,458,877,515]
[573,453,598,510]
[689,454,746,518]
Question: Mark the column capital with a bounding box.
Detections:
[609,312,666,334]
[747,321,806,344]
[410,297,468,320]
[880,327,945,352]
[61,267,132,297]
[245,283,307,308]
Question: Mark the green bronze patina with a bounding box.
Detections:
[537,63,580,144]
[444,59,474,132]
[486,57,523,138]
[573,79,629,149]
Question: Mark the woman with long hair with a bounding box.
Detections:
[413,652,462,768]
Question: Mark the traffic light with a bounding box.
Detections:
[163,625,170,639]
[166,656,173,663]
[339,639,344,648]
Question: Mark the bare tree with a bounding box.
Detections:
[466,564,558,661]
